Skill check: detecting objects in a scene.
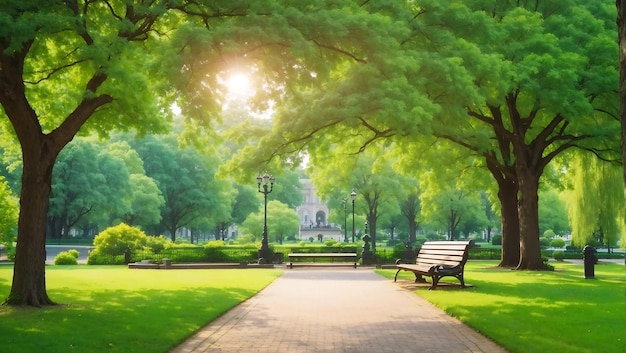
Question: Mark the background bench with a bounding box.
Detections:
[394,240,473,290]
[288,247,357,268]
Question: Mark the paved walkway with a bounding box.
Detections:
[169,268,508,353]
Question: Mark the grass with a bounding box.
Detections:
[0,265,282,353]
[379,261,626,353]
[1,262,624,353]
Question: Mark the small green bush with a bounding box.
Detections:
[324,238,338,247]
[93,223,149,255]
[54,251,78,265]
[543,229,556,239]
[67,249,80,258]
[550,238,565,248]
[539,237,550,248]
[553,250,565,261]
[491,235,502,245]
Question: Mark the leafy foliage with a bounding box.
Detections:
[550,238,565,248]
[92,223,151,255]
[53,250,78,265]
[0,176,17,247]
[566,153,624,248]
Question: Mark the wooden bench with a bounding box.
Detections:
[394,240,473,290]
[288,252,358,269]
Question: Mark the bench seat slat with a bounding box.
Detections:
[416,255,464,261]
[417,259,462,267]
[420,249,465,256]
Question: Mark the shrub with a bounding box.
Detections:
[550,238,566,248]
[491,235,502,246]
[67,249,80,258]
[553,250,565,261]
[387,239,401,247]
[543,229,556,240]
[93,223,149,255]
[54,251,78,265]
[234,234,256,245]
[539,237,550,248]
[324,238,338,247]
[566,245,581,252]
[146,235,168,253]
[392,242,415,260]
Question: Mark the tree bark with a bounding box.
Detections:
[5,140,58,306]
[484,154,520,268]
[516,167,547,270]
[497,177,520,267]
[401,193,419,244]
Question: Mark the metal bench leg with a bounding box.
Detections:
[414,274,427,283]
[394,269,402,282]
[429,275,441,290]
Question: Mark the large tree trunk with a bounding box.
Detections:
[5,143,57,306]
[483,155,519,267]
[516,166,547,270]
[497,178,520,267]
[367,213,377,251]
[408,219,417,244]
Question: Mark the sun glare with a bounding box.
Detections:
[225,73,253,97]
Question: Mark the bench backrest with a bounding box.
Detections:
[415,240,473,268]
[290,247,357,254]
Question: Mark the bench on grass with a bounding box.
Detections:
[394,240,473,290]
[288,251,358,269]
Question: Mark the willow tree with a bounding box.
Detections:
[617,0,626,270]
[567,153,625,249]
[0,0,398,306]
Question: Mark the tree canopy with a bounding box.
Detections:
[0,0,399,306]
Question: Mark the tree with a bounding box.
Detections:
[265,1,618,270]
[480,191,500,243]
[421,186,484,241]
[240,200,299,244]
[566,153,624,249]
[618,0,626,206]
[1,0,402,306]
[133,135,234,241]
[47,138,131,239]
[308,145,404,251]
[424,1,618,269]
[121,174,165,229]
[538,189,569,236]
[106,141,165,230]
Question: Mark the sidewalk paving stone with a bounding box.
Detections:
[169,268,508,353]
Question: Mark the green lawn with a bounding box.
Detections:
[0,266,282,353]
[1,262,624,353]
[379,261,626,353]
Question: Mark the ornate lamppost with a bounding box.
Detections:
[257,172,275,263]
[343,198,348,242]
[350,190,357,243]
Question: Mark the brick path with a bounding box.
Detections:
[169,268,508,353]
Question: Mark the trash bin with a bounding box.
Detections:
[163,258,172,268]
[583,245,596,279]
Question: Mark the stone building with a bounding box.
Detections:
[296,179,342,241]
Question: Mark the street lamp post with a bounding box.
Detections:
[257,172,275,263]
[343,199,348,242]
[350,190,357,243]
